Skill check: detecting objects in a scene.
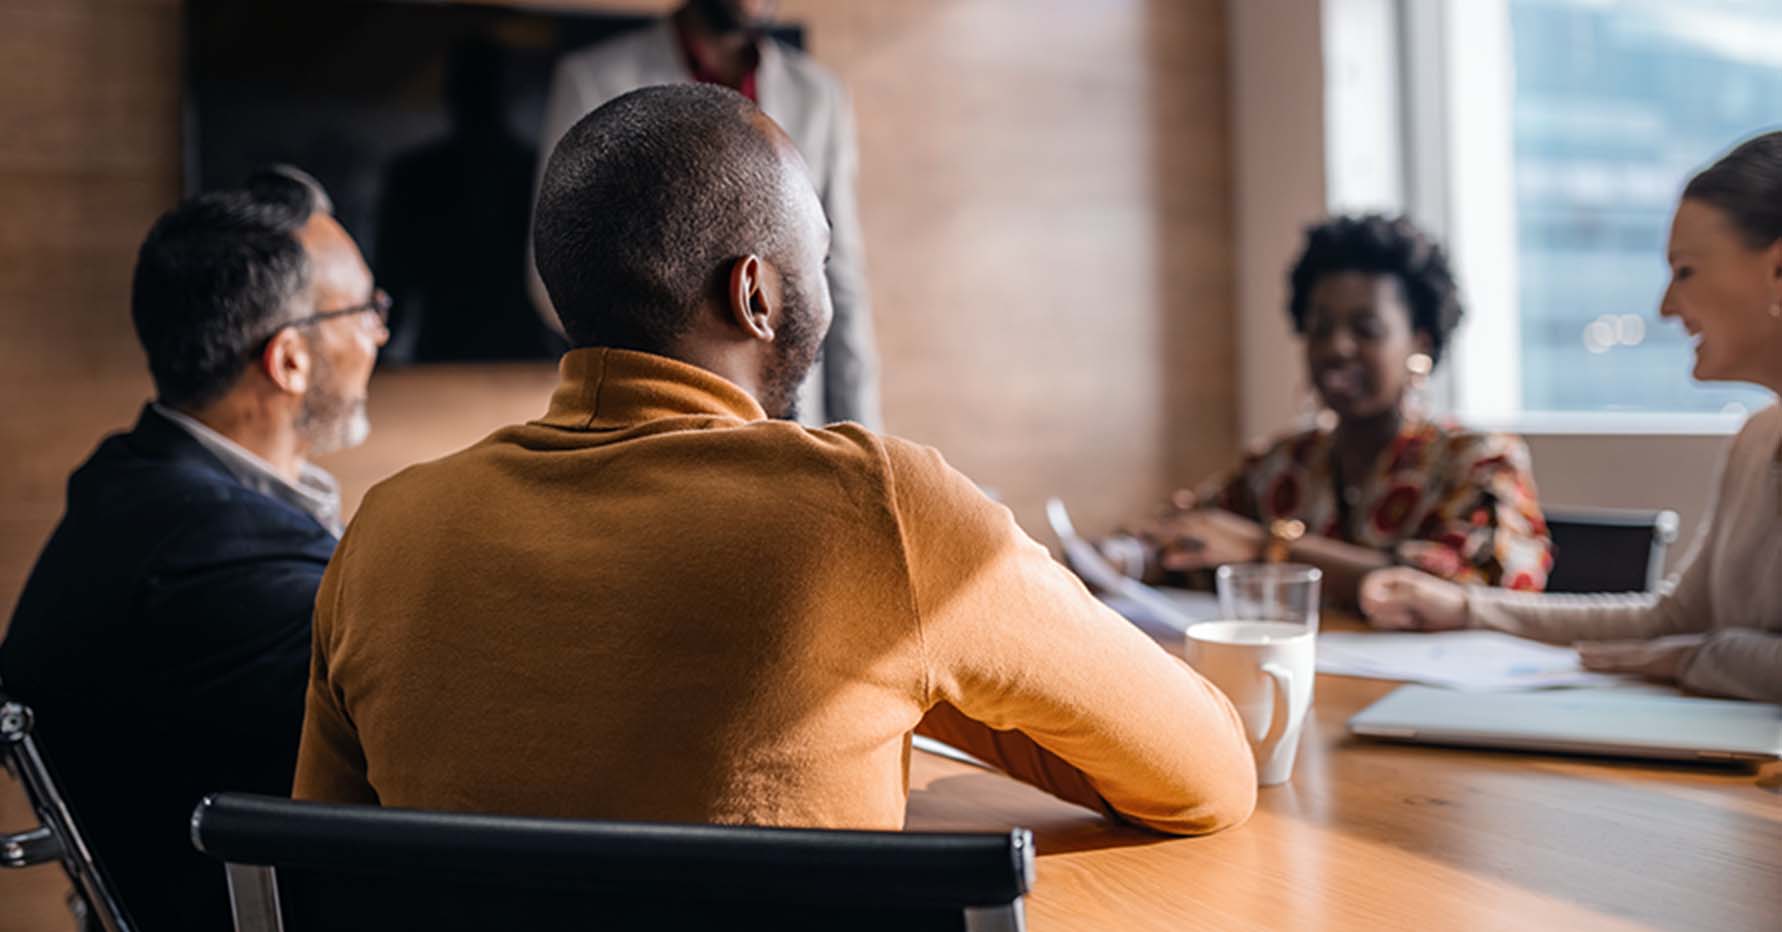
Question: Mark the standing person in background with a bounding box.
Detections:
[1363,133,1782,705]
[0,167,388,930]
[529,0,880,428]
[1104,215,1552,607]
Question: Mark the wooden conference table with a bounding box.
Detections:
[903,615,1782,932]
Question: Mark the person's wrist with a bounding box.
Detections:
[1658,634,1707,683]
[1670,643,1702,683]
[1262,518,1306,564]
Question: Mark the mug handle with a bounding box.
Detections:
[1255,662,1295,762]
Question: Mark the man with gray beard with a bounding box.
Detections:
[0,166,386,931]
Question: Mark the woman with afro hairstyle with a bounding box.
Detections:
[1114,214,1552,608]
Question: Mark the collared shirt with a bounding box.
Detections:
[672,15,760,102]
[152,404,344,537]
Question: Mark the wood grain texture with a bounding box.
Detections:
[0,2,1235,928]
[1,3,178,927]
[783,0,1237,541]
[909,619,1782,932]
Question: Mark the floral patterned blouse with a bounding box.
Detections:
[1198,420,1553,591]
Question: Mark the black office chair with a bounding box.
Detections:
[191,793,1034,932]
[1542,506,1681,594]
[0,690,136,932]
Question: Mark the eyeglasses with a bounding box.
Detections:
[250,289,390,360]
[285,289,392,331]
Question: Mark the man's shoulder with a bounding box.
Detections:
[57,438,329,594]
[723,425,1007,559]
[555,20,674,81]
[5,430,331,682]
[766,37,849,119]
[368,418,905,506]
[90,429,317,519]
[682,418,902,492]
[68,427,256,523]
[770,37,844,89]
[841,431,997,516]
[709,423,982,506]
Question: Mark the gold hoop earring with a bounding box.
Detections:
[1401,353,1434,422]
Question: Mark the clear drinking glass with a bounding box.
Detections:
[1215,563,1322,634]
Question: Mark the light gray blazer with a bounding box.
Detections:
[530,19,881,429]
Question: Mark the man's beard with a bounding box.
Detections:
[296,338,372,455]
[758,273,825,421]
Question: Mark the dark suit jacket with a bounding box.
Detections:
[1,405,336,931]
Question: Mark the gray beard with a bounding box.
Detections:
[318,403,370,454]
[297,393,370,455]
[296,331,372,455]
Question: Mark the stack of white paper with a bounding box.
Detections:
[1045,497,1219,635]
[1316,630,1623,692]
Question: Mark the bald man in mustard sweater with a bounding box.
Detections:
[293,84,1257,836]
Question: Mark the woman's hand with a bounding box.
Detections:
[1576,635,1704,684]
[1144,508,1266,572]
[1358,567,1469,631]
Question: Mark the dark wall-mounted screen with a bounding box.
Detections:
[186,1,801,364]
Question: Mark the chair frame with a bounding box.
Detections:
[1542,505,1681,593]
[0,693,136,932]
[193,793,1033,932]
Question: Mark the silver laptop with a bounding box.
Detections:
[1349,684,1782,763]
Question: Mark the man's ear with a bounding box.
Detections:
[726,254,778,342]
[261,328,313,397]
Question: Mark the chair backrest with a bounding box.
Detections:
[0,690,136,932]
[1542,506,1681,594]
[191,793,1034,932]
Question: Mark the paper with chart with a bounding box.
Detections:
[1316,629,1624,691]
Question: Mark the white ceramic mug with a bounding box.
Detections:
[1184,620,1315,786]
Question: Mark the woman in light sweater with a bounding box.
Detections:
[1361,132,1782,704]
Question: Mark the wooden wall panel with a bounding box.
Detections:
[2,4,180,922]
[0,2,1235,927]
[779,0,1237,540]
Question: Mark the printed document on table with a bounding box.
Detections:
[1044,497,1218,636]
[1316,630,1625,691]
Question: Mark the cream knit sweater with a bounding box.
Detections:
[1469,404,1782,703]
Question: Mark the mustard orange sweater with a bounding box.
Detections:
[294,349,1256,834]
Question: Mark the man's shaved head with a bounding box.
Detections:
[533,83,814,355]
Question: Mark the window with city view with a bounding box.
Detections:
[1509,0,1781,416]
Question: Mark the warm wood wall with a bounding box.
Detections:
[0,1,1235,926]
